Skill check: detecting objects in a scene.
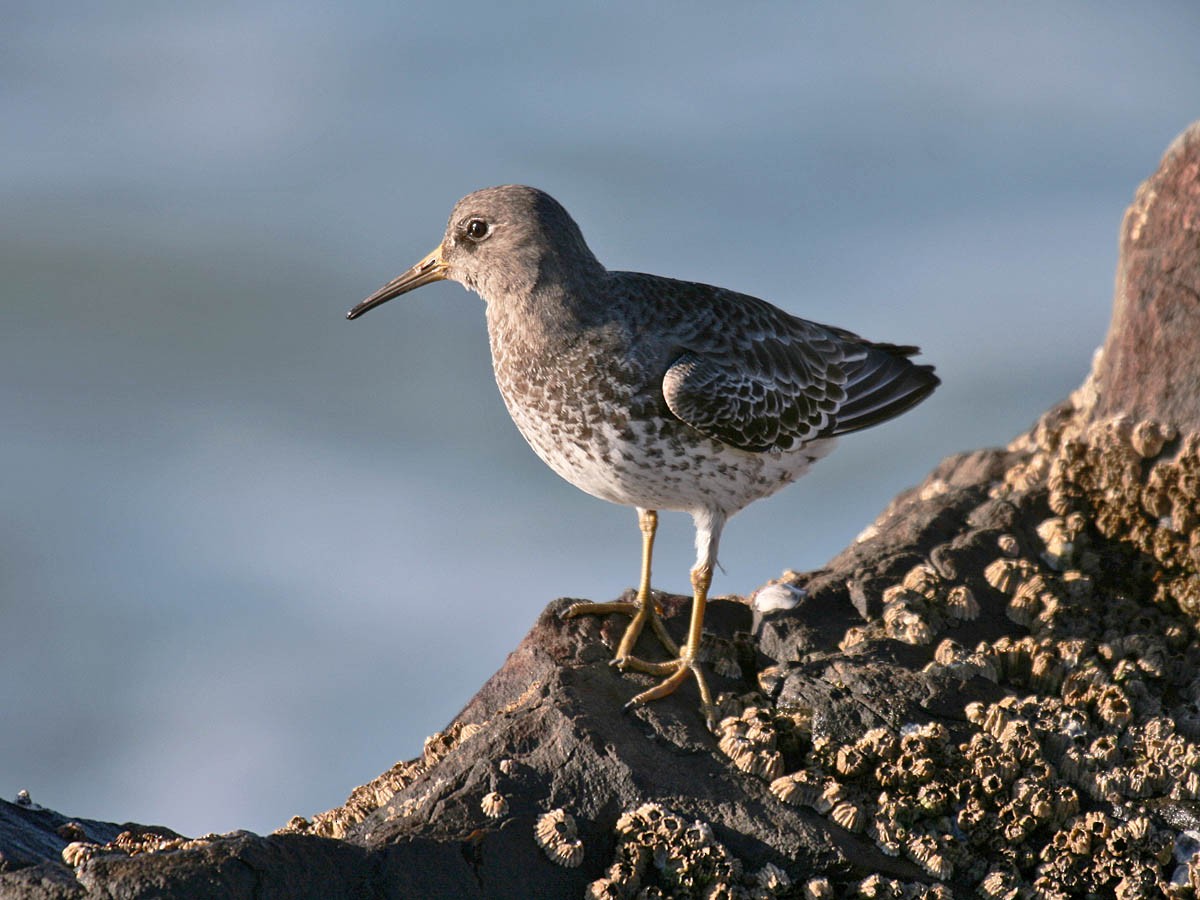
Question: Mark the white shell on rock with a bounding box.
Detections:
[752,582,807,613]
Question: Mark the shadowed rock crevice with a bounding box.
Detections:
[4,121,1200,898]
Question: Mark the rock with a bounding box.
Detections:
[1090,120,1200,432]
[4,121,1200,898]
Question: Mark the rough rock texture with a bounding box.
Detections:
[1092,123,1200,433]
[4,122,1200,899]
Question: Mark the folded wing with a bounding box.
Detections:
[663,316,938,453]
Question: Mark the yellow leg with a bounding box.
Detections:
[566,507,724,727]
[625,563,717,727]
[616,510,680,661]
[562,509,678,660]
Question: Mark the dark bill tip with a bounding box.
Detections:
[345,246,447,321]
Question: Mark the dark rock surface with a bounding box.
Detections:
[4,121,1200,898]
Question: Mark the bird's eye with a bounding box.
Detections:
[464,218,490,241]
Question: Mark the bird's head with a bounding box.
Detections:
[347,185,602,320]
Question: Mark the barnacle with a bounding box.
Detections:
[616,803,660,836]
[480,791,508,819]
[814,779,846,814]
[834,745,868,778]
[1036,514,1086,570]
[111,829,186,855]
[421,728,457,766]
[768,769,830,808]
[1095,684,1133,727]
[977,867,1020,899]
[944,585,980,622]
[534,809,584,867]
[854,873,905,898]
[61,841,99,868]
[839,625,870,652]
[858,726,899,761]
[1004,588,1039,628]
[754,861,790,890]
[882,595,934,645]
[712,654,742,679]
[905,831,952,880]
[715,708,786,780]
[933,638,963,667]
[583,877,623,900]
[1006,574,1054,627]
[829,800,867,834]
[1029,649,1065,693]
[915,782,949,815]
[901,563,942,598]
[867,817,903,857]
[984,557,1036,594]
[1130,418,1174,459]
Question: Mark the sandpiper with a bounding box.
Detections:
[348,185,938,723]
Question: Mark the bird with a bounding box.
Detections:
[347,185,938,724]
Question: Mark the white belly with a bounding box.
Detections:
[505,396,837,518]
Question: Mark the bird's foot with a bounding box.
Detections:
[563,593,717,727]
[622,656,718,729]
[561,593,679,659]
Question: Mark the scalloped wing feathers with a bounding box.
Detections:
[652,282,938,453]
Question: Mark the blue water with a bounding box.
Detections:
[3,2,1197,836]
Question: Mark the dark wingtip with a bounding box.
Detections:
[830,352,940,436]
[911,362,940,389]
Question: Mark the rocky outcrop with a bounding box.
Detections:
[1091,124,1200,434]
[4,122,1200,899]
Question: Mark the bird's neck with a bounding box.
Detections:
[483,260,609,354]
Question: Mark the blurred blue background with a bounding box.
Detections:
[4,2,1198,836]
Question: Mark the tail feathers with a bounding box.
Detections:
[828,346,939,436]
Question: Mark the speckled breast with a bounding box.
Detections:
[486,322,834,516]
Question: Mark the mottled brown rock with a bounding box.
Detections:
[1091,121,1200,431]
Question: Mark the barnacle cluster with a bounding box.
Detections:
[281,719,481,838]
[713,705,809,781]
[1008,410,1199,617]
[767,691,1195,891]
[749,401,1200,891]
[799,722,961,879]
[857,874,957,899]
[585,802,802,899]
[60,827,214,870]
[843,558,982,651]
[992,412,1200,729]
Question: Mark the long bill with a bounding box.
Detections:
[346,244,448,320]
